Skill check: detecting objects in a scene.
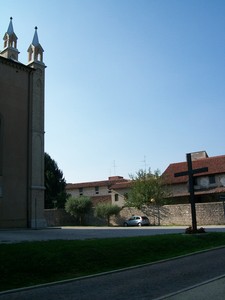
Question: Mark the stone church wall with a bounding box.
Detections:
[44,202,225,227]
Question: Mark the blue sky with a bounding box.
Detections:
[1,0,225,183]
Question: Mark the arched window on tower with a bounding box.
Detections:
[37,52,42,62]
[28,49,33,62]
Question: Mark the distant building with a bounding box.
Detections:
[162,151,225,204]
[66,176,131,207]
[67,151,225,208]
[0,18,46,228]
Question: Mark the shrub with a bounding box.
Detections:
[65,196,92,225]
[185,226,206,234]
[95,203,121,226]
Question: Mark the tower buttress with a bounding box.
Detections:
[27,27,46,228]
[0,17,19,60]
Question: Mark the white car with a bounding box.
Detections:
[123,215,150,227]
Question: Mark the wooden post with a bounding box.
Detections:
[174,153,208,232]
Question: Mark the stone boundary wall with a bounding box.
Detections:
[44,202,225,227]
[159,202,225,226]
[44,209,107,226]
[44,209,78,226]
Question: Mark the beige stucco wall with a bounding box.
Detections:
[68,185,111,198]
[168,174,225,198]
[0,57,46,228]
[111,187,129,207]
[0,60,30,227]
[67,186,129,208]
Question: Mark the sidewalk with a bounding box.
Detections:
[0,265,225,299]
[156,275,225,299]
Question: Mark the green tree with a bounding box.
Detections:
[95,203,121,226]
[125,168,170,225]
[125,168,169,209]
[65,196,92,225]
[44,153,68,209]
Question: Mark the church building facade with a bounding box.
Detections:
[0,18,46,228]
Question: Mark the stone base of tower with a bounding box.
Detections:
[30,218,47,229]
[29,187,47,229]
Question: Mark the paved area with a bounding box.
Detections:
[0,226,225,299]
[0,225,225,243]
[158,275,225,299]
[0,226,187,243]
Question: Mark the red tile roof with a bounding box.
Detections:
[111,181,132,189]
[167,186,225,198]
[66,176,130,190]
[162,155,225,185]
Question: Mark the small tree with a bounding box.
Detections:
[65,196,92,225]
[126,168,168,208]
[95,203,121,226]
[125,168,169,225]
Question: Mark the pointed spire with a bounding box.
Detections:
[4,17,18,45]
[32,26,40,46]
[0,17,19,60]
[7,17,15,35]
[27,26,44,65]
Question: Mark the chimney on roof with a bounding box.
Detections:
[191,151,208,161]
[108,176,124,181]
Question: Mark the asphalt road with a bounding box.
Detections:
[0,225,225,243]
[1,247,225,300]
[0,226,187,243]
[1,226,225,299]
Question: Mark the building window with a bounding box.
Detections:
[0,117,2,175]
[0,177,2,197]
[0,117,2,197]
[95,186,99,194]
[209,175,216,184]
[108,186,111,193]
[193,177,198,186]
[79,188,83,196]
[115,194,119,201]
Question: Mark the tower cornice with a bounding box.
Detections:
[0,55,33,73]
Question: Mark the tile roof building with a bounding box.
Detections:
[66,176,131,207]
[162,151,225,203]
[66,151,225,209]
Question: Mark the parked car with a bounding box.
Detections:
[123,215,150,227]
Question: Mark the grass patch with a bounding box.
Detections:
[1,232,225,291]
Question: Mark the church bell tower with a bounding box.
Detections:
[0,18,47,228]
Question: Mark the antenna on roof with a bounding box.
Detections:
[113,160,117,175]
[141,155,148,172]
